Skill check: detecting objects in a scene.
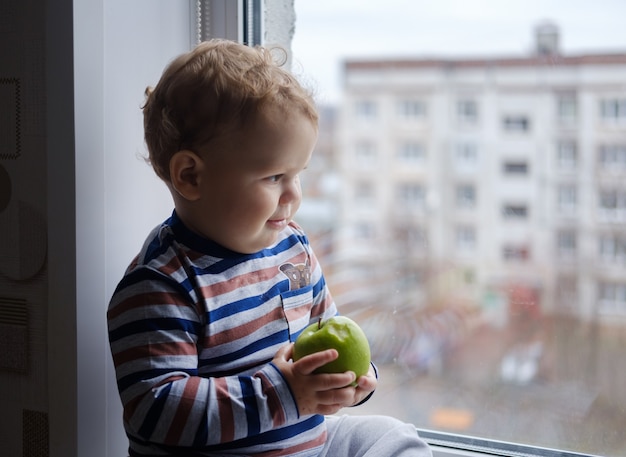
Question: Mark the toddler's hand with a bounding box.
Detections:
[352,364,377,405]
[272,343,361,416]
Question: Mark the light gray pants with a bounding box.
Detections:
[320,415,433,457]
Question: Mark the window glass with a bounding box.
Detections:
[397,182,426,208]
[503,161,529,174]
[456,225,476,251]
[599,143,626,171]
[557,92,577,124]
[354,180,375,204]
[354,141,377,166]
[598,188,626,221]
[396,140,426,164]
[292,2,626,456]
[457,99,478,125]
[354,99,378,121]
[557,230,577,260]
[557,140,577,170]
[502,203,528,218]
[502,115,530,132]
[456,184,476,208]
[557,184,577,215]
[454,142,479,172]
[599,233,626,264]
[397,98,427,120]
[600,97,626,122]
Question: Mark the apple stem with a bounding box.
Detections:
[317,318,322,330]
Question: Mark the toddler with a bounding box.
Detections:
[107,39,432,457]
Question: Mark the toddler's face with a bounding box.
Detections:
[190,107,317,254]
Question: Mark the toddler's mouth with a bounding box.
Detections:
[267,218,288,229]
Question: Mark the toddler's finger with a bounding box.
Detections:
[293,349,339,375]
[275,343,294,361]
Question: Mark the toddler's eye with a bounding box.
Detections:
[267,174,283,183]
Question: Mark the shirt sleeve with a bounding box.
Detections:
[106,268,300,448]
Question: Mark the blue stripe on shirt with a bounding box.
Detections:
[109,317,200,343]
[138,381,172,440]
[240,378,261,436]
[207,286,283,323]
[114,267,191,298]
[198,329,288,368]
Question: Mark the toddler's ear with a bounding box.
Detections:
[169,150,204,201]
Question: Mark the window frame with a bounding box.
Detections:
[556,92,578,125]
[397,97,428,121]
[397,139,427,164]
[456,183,477,208]
[457,98,479,126]
[502,114,531,132]
[502,203,529,219]
[503,160,529,175]
[557,140,578,171]
[420,429,599,457]
[557,229,577,260]
[600,97,626,123]
[455,225,477,251]
[195,0,263,45]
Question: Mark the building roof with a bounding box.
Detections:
[344,53,626,71]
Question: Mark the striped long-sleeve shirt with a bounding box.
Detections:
[107,211,337,456]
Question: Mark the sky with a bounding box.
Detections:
[290,0,626,104]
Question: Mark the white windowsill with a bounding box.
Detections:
[420,429,600,457]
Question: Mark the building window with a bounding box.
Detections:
[503,161,529,174]
[456,184,476,208]
[354,181,375,204]
[600,97,626,122]
[598,144,626,171]
[456,225,476,250]
[394,225,428,251]
[557,230,577,259]
[457,99,478,125]
[454,142,479,172]
[396,140,426,164]
[598,281,626,315]
[456,143,478,162]
[354,99,377,121]
[502,244,530,261]
[558,184,577,215]
[598,188,626,221]
[354,221,376,240]
[557,141,577,170]
[354,141,377,165]
[599,234,626,264]
[396,183,426,208]
[556,275,578,314]
[502,204,528,219]
[557,93,577,124]
[396,99,426,120]
[503,115,530,132]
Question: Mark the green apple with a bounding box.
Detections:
[293,316,371,385]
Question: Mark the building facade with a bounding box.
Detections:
[328,26,626,324]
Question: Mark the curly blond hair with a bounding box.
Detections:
[142,39,318,181]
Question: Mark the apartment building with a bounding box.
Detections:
[325,24,626,324]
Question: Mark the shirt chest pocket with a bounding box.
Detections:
[280,285,313,340]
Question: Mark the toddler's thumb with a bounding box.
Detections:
[275,342,294,361]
